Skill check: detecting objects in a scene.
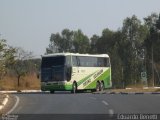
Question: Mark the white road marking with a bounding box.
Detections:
[108,109,114,115]
[89,97,97,100]
[101,100,114,115]
[102,100,109,106]
[0,95,9,111]
[7,95,20,114]
[2,95,9,105]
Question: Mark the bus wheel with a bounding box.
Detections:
[96,82,100,92]
[72,82,77,94]
[100,81,105,91]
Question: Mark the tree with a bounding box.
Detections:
[46,33,61,53]
[110,43,123,88]
[96,28,115,54]
[61,29,74,52]
[121,15,148,85]
[73,29,90,53]
[0,39,16,80]
[10,48,33,87]
[90,34,100,54]
[144,13,160,85]
[0,39,7,80]
[46,29,74,54]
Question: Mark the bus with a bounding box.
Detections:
[40,53,112,93]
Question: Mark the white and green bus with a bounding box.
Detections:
[40,53,112,93]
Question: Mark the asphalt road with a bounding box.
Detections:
[5,93,160,120]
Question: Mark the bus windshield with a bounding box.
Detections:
[41,56,65,68]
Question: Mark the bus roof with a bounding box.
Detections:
[42,53,109,58]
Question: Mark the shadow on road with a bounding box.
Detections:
[12,90,92,95]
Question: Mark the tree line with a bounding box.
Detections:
[46,13,160,88]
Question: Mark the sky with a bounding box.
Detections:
[0,0,160,58]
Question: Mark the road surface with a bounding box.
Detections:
[4,93,160,120]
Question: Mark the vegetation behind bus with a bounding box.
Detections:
[46,13,160,88]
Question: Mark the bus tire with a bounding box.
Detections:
[96,81,100,92]
[100,81,105,91]
[72,82,77,94]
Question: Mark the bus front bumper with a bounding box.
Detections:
[41,82,72,91]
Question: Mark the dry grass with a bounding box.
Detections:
[0,73,40,90]
[126,84,144,88]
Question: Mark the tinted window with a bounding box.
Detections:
[97,57,110,67]
[72,56,78,66]
[72,56,110,67]
[41,56,65,68]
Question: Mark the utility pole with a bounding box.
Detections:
[152,44,154,87]
[122,67,124,88]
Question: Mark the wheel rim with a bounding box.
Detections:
[73,83,76,93]
[101,82,104,91]
[96,82,100,91]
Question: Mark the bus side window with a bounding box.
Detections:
[98,62,102,67]
[72,56,78,66]
[103,58,110,67]
[66,56,71,66]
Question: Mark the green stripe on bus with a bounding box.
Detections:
[85,68,111,89]
[77,71,97,86]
